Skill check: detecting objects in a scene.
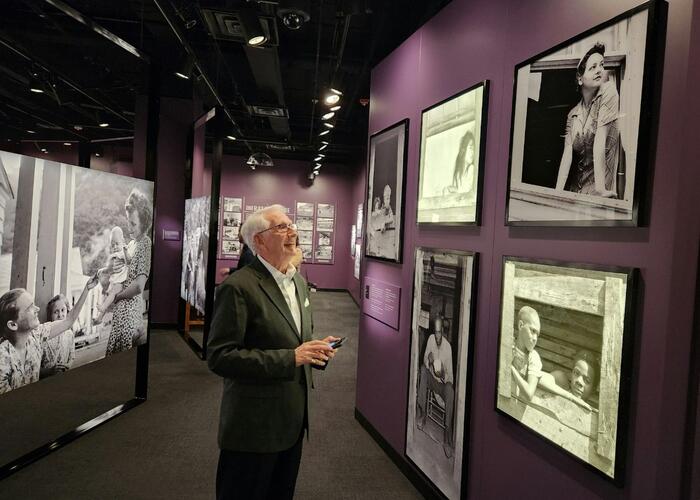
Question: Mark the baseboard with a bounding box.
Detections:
[316,287,349,292]
[150,322,178,330]
[354,408,444,500]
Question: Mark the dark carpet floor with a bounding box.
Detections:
[0,291,420,500]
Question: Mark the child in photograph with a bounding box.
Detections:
[538,349,599,411]
[0,277,98,394]
[510,305,542,401]
[93,268,115,331]
[96,226,133,323]
[40,294,76,377]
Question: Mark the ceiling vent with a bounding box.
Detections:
[202,10,279,46]
[249,104,289,118]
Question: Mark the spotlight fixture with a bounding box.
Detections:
[278,0,311,30]
[99,122,109,128]
[41,148,48,153]
[97,111,109,128]
[323,93,340,105]
[314,155,324,161]
[319,143,328,151]
[322,122,335,129]
[227,135,237,140]
[319,129,330,136]
[330,105,341,112]
[95,153,101,157]
[175,53,194,80]
[246,152,274,168]
[321,111,335,121]
[27,130,36,134]
[29,73,44,93]
[63,142,71,146]
[239,9,268,46]
[315,162,322,168]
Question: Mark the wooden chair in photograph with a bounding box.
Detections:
[427,389,447,430]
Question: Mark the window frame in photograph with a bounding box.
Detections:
[504,0,666,226]
[417,80,490,226]
[495,255,638,485]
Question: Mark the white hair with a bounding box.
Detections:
[239,204,287,254]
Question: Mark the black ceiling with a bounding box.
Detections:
[0,0,450,165]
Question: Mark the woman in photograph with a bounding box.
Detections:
[444,130,476,196]
[106,188,152,356]
[555,42,620,198]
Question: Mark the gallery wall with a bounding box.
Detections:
[355,0,700,499]
[215,155,362,290]
[346,163,367,305]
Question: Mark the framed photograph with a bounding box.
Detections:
[417,81,489,225]
[365,119,408,263]
[506,1,665,225]
[181,196,211,315]
[223,211,241,227]
[221,239,241,256]
[300,245,313,260]
[316,218,334,232]
[317,231,332,247]
[315,246,333,262]
[317,203,334,218]
[223,197,242,213]
[356,203,364,234]
[406,248,477,500]
[496,256,637,484]
[296,216,313,231]
[297,230,313,245]
[351,225,357,256]
[296,201,314,217]
[222,226,238,240]
[353,244,361,279]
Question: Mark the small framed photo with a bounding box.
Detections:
[315,246,333,262]
[297,230,313,245]
[406,247,478,499]
[296,201,314,217]
[496,256,637,484]
[365,119,408,263]
[223,211,241,227]
[417,81,489,225]
[221,239,241,257]
[317,231,332,247]
[316,218,334,232]
[296,216,313,231]
[299,245,313,260]
[222,226,238,240]
[317,203,335,218]
[506,1,665,225]
[223,197,242,213]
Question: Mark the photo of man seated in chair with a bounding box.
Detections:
[416,315,455,459]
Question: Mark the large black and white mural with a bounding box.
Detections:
[0,151,154,395]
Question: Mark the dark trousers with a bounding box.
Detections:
[216,430,304,500]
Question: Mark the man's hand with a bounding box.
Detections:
[295,340,335,367]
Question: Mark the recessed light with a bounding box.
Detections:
[64,142,72,146]
[227,135,236,140]
[99,122,109,128]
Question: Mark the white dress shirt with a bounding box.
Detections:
[259,256,302,336]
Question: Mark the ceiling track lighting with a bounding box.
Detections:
[278,0,311,30]
[321,111,335,121]
[319,129,330,136]
[319,144,328,151]
[227,135,237,141]
[239,9,268,47]
[175,53,195,80]
[323,122,335,129]
[330,105,341,112]
[29,72,45,94]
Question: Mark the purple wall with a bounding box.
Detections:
[346,161,366,304]
[356,0,700,499]
[216,155,360,289]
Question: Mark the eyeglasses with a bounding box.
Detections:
[257,222,298,235]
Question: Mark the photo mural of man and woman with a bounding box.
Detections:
[180,196,211,315]
[496,258,635,482]
[406,248,476,500]
[507,5,657,224]
[0,151,154,395]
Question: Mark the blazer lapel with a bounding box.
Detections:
[252,259,301,340]
[293,274,310,342]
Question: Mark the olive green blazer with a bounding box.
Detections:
[207,257,314,453]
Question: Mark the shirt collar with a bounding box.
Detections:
[258,255,296,282]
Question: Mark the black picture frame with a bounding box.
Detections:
[495,256,638,485]
[417,80,489,226]
[505,0,666,226]
[405,247,479,499]
[364,119,409,264]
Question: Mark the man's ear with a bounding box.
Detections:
[6,320,18,332]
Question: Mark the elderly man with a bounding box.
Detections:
[415,315,455,458]
[208,204,339,500]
